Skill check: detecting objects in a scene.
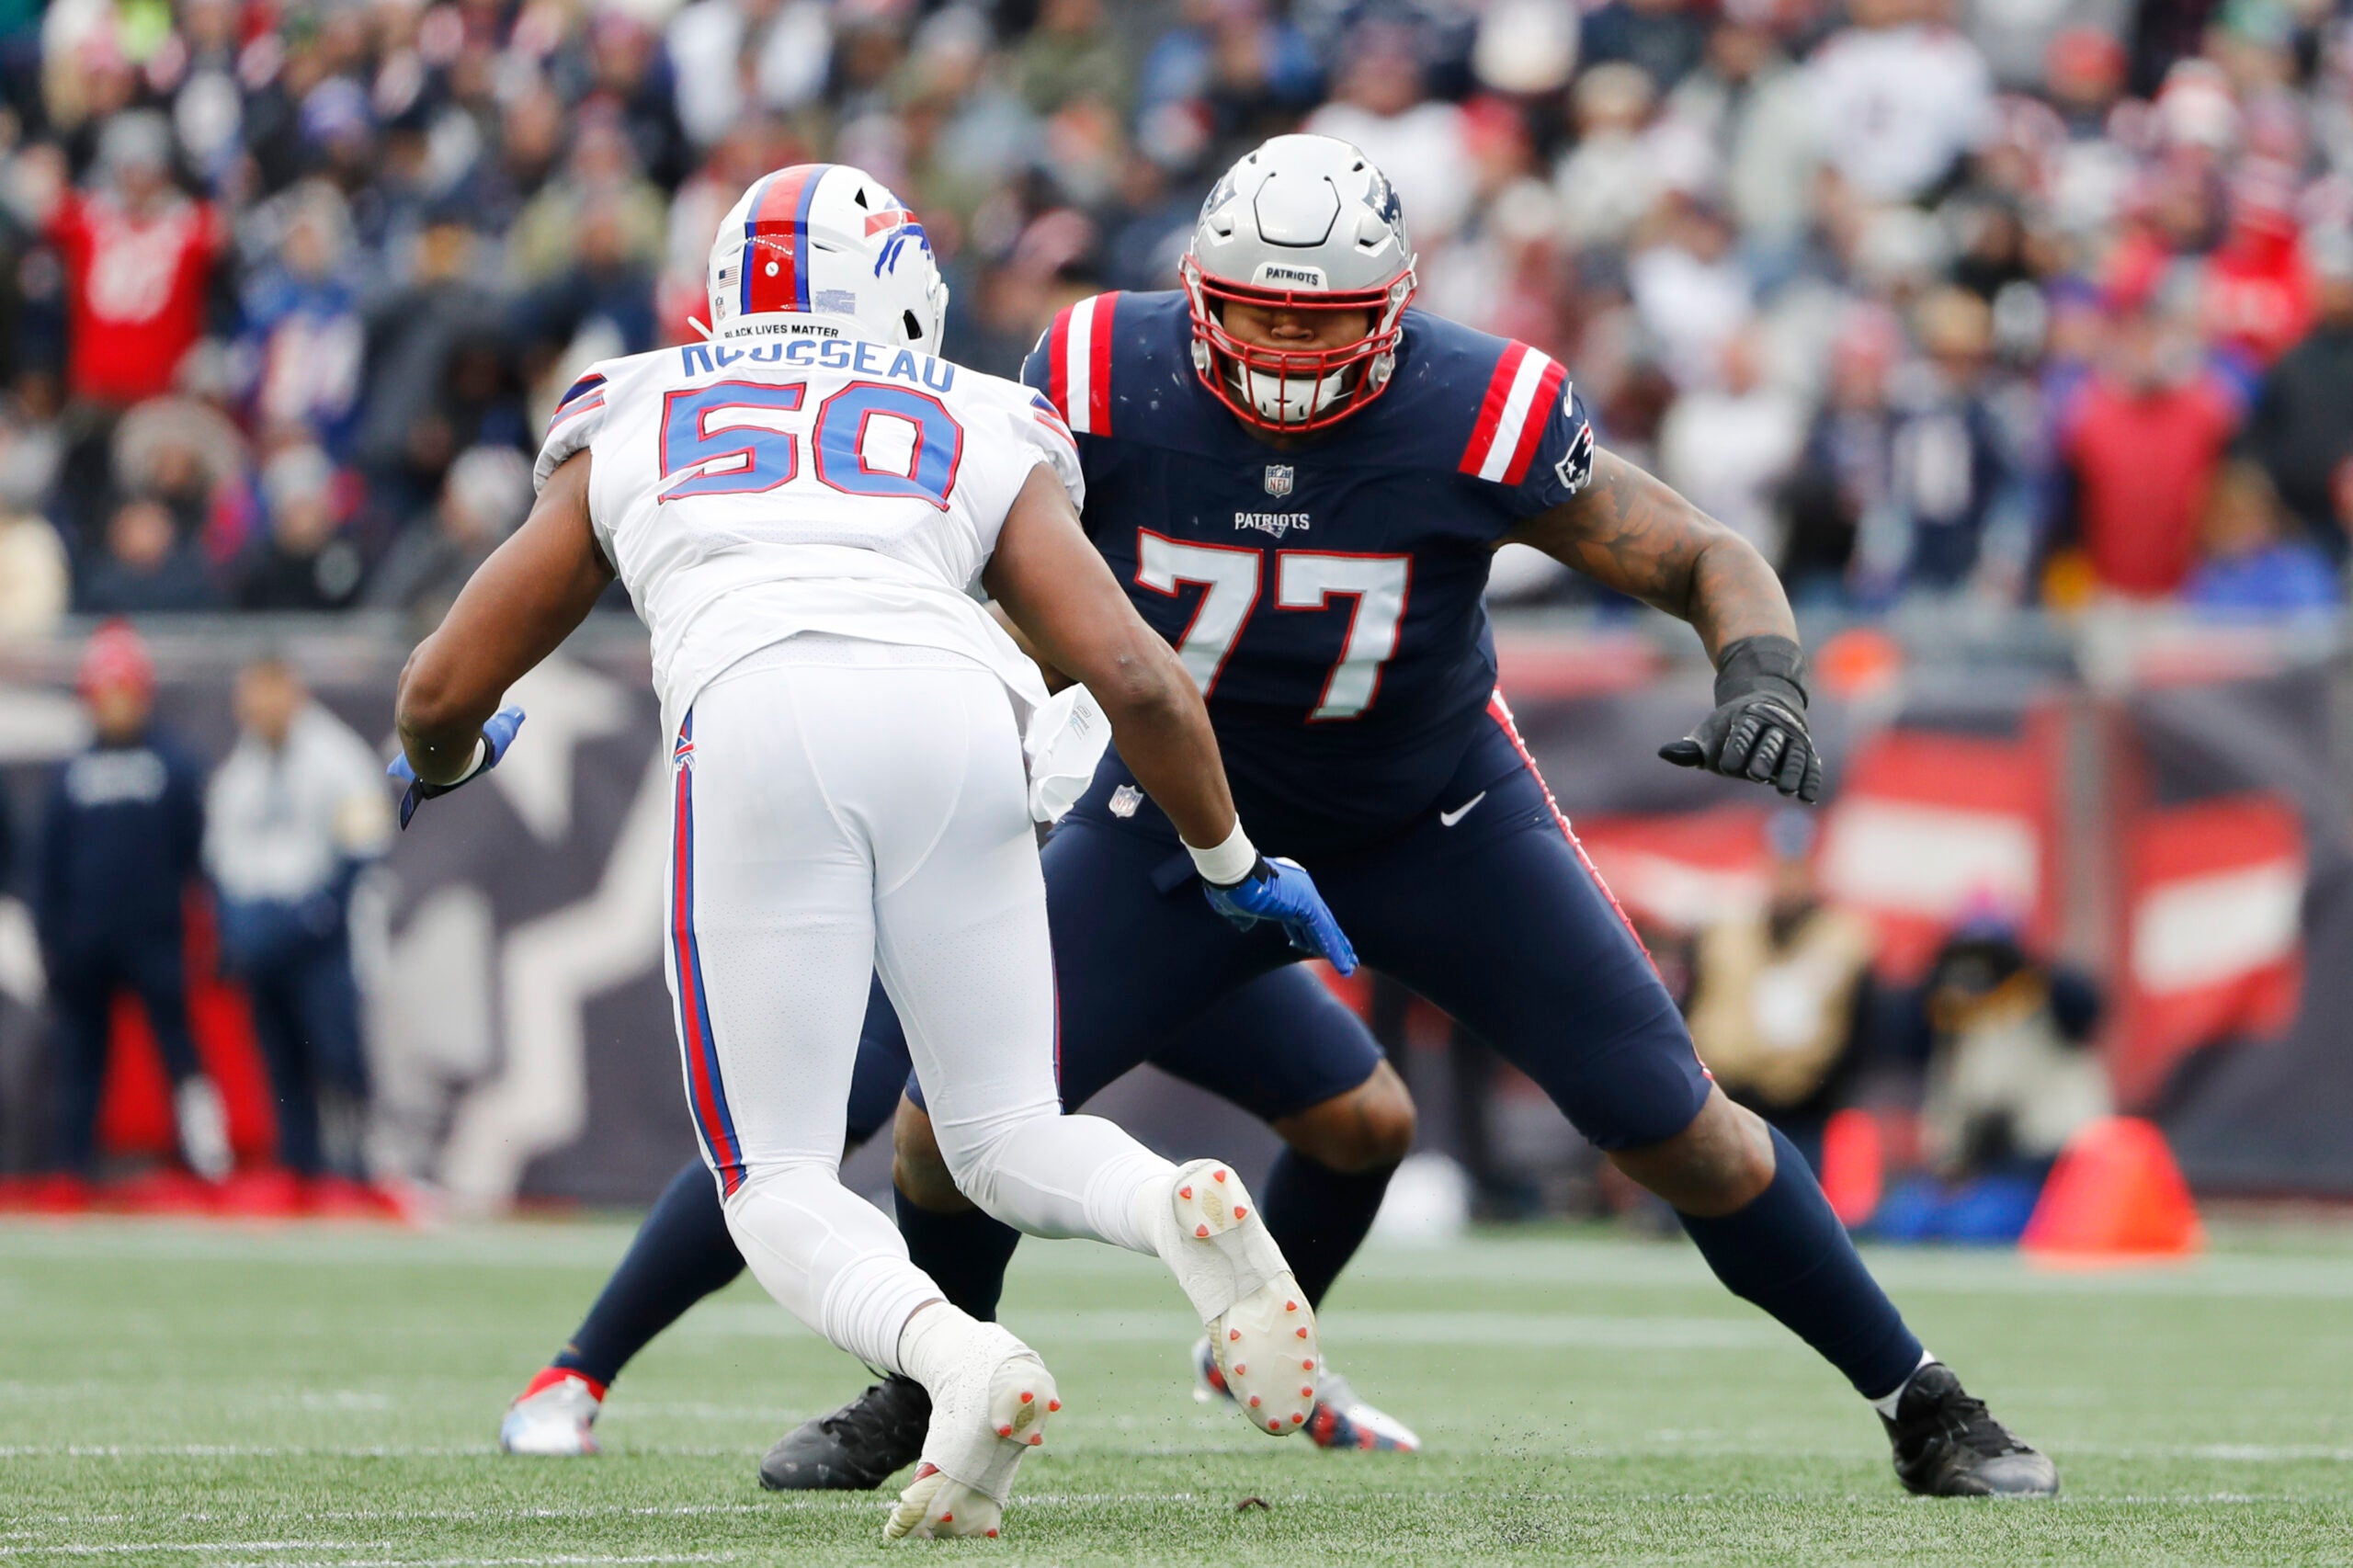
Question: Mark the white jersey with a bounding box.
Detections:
[534,327,1084,740]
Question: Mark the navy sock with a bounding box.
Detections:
[554,1160,745,1388]
[896,1186,1021,1324]
[1677,1125,1924,1400]
[1259,1150,1396,1308]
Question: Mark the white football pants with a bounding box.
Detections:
[663,642,1173,1372]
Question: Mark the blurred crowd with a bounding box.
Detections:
[3,0,2353,627]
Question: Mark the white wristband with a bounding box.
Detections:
[1186,822,1258,887]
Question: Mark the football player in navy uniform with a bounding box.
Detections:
[762,134,2058,1499]
[508,134,2055,1501]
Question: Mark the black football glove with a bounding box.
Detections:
[1658,634,1823,802]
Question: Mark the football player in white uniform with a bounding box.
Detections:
[392,163,1358,1541]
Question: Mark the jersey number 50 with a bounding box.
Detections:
[1138,531,1409,722]
[657,380,963,509]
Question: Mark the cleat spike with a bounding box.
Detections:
[1297,1326,1310,1338]
[1178,1186,1192,1200]
[997,1424,1013,1437]
[1229,1328,1242,1341]
[1248,1395,1262,1408]
[1286,1301,1299,1312]
[1214,1169,1227,1182]
[1233,1364,1246,1376]
[1020,1391,1034,1403]
[1196,1224,1211,1238]
[1029,1433,1044,1447]
[1302,1386,1315,1398]
[986,1529,999,1539]
[1233,1206,1248,1220]
[1303,1359,1316,1371]
[939,1513,952,1525]
[1291,1412,1306,1425]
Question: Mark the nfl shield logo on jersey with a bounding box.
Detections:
[1264,464,1294,498]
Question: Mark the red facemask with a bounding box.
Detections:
[1181,255,1416,434]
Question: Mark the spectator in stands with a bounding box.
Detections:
[1584,0,1710,94]
[1013,0,1130,119]
[1877,908,2109,1244]
[509,195,661,379]
[42,111,223,412]
[1665,14,1818,260]
[1864,288,2030,599]
[0,415,66,633]
[239,182,368,456]
[76,494,218,614]
[232,445,364,611]
[109,392,249,551]
[1683,812,1880,1174]
[1553,63,1668,256]
[206,654,392,1189]
[1781,308,1902,604]
[1658,325,1804,560]
[1305,22,1472,246]
[1806,0,1995,205]
[351,209,519,525]
[2052,301,2242,600]
[367,446,534,618]
[35,622,229,1190]
[506,106,667,290]
[2244,228,2353,543]
[2183,460,2339,620]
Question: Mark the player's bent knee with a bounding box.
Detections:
[1275,1060,1417,1174]
[1607,1086,1775,1218]
[890,1096,973,1214]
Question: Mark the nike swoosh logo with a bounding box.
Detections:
[1438,791,1487,828]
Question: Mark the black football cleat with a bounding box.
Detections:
[758,1375,930,1492]
[1881,1362,2059,1497]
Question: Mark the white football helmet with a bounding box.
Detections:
[1182,134,1418,432]
[705,163,949,350]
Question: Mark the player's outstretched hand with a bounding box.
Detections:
[1203,857,1358,975]
[1658,634,1823,802]
[389,705,527,829]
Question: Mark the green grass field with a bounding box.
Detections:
[4,1215,2349,1566]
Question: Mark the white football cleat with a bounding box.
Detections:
[1149,1159,1317,1436]
[499,1368,604,1456]
[175,1075,233,1184]
[884,1326,1058,1541]
[1193,1340,1422,1452]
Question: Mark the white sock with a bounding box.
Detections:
[1870,1349,1938,1418]
[896,1300,990,1392]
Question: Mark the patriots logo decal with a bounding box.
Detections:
[1557,411,1596,496]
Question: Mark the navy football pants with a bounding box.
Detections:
[896,694,1711,1153]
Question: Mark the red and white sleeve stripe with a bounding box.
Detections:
[1458,343,1571,486]
[1044,291,1120,437]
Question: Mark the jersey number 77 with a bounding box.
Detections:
[658,379,964,509]
[1138,530,1409,722]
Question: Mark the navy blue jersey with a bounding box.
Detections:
[1024,290,1596,855]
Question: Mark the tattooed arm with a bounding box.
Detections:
[1502,446,1795,657]
[1507,447,1824,800]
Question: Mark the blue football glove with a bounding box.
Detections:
[1202,856,1358,975]
[389,705,526,830]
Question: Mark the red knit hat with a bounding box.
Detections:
[76,619,156,701]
